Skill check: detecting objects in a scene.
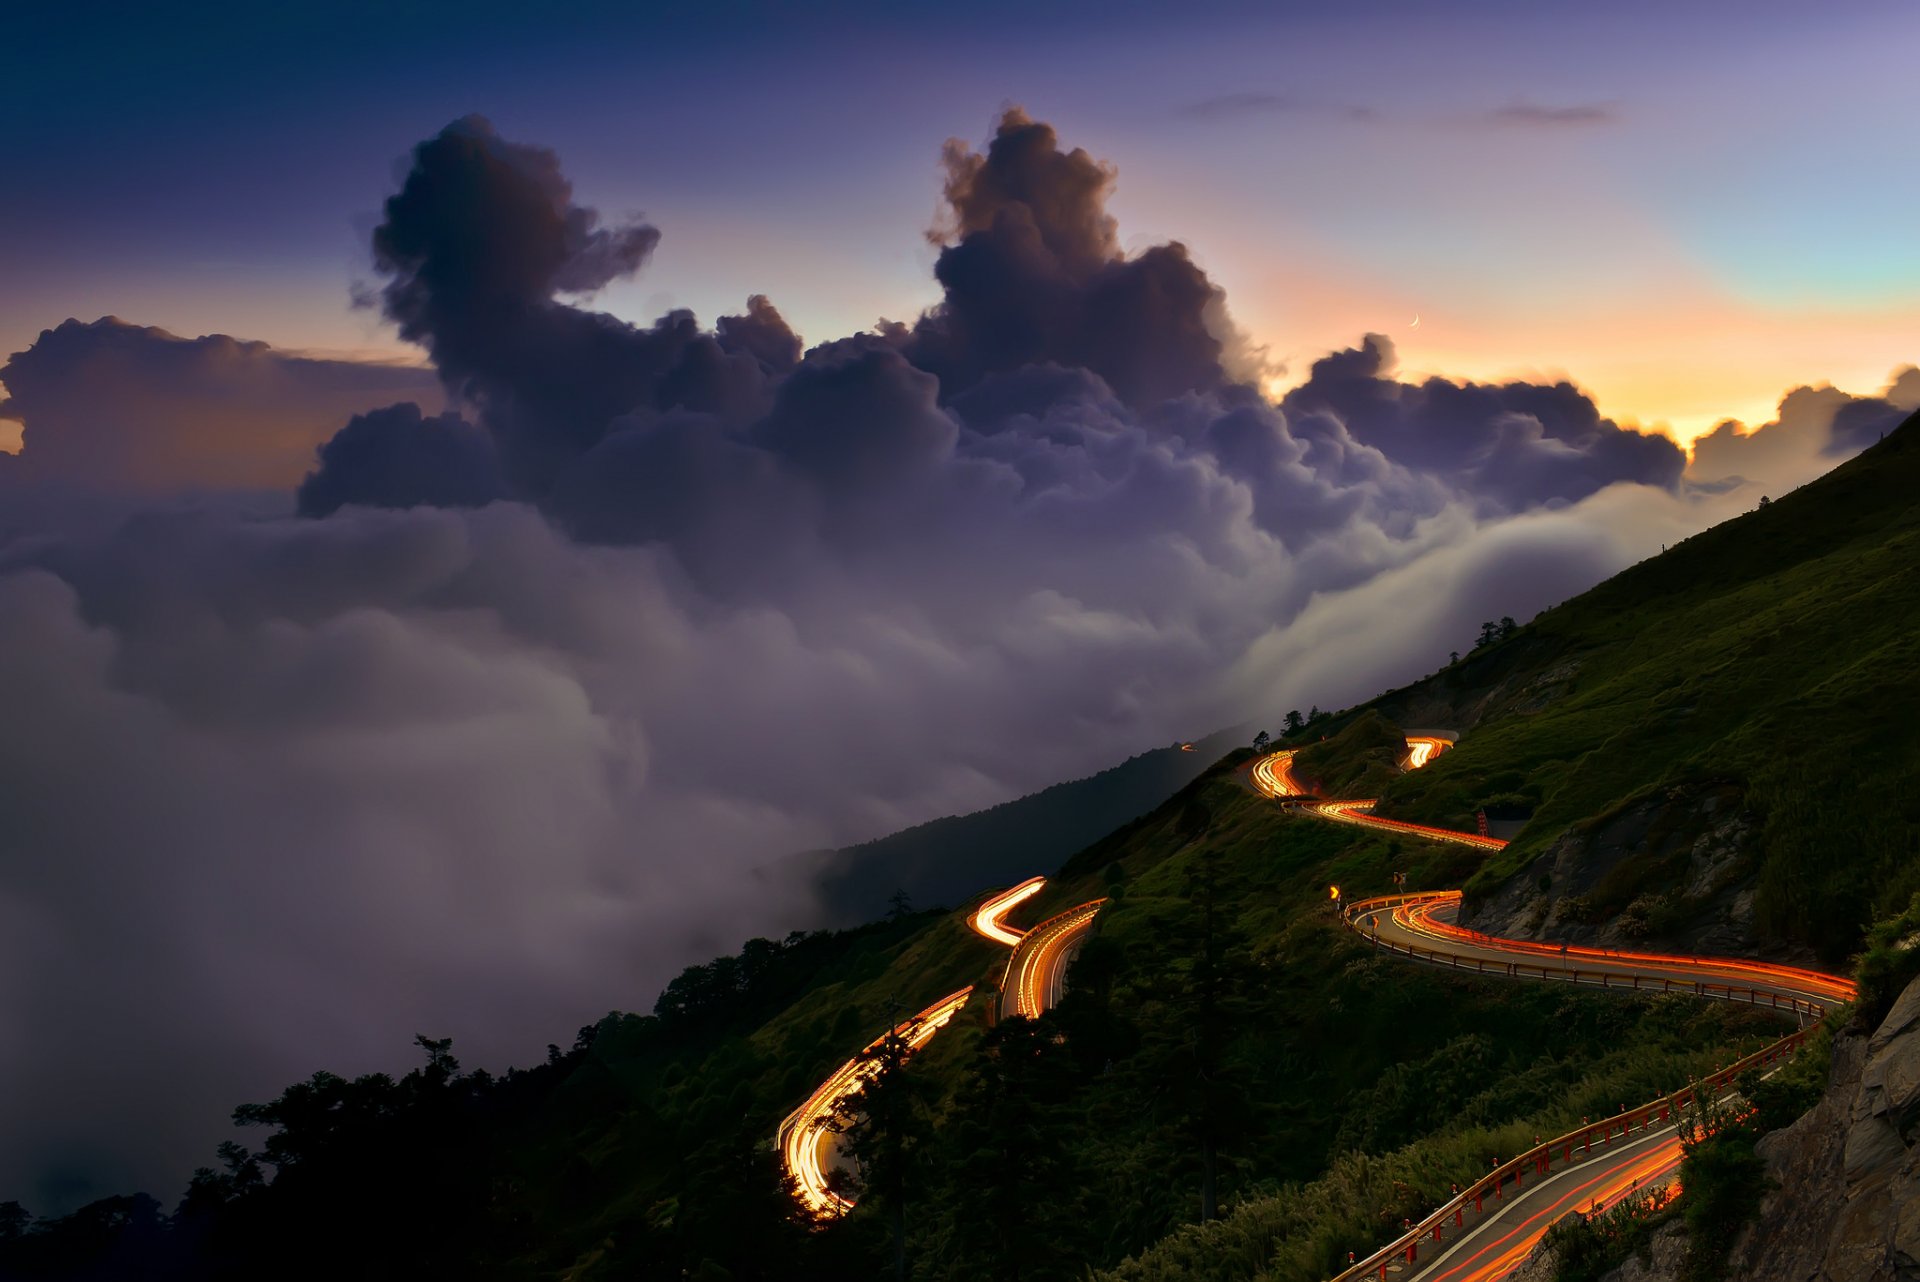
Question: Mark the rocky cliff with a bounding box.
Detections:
[1728,973,1920,1282]
[1515,973,1920,1282]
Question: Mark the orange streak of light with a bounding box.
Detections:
[969,876,1048,946]
[1001,900,1106,1019]
[1428,1144,1682,1282]
[1377,891,1855,1003]
[775,986,974,1216]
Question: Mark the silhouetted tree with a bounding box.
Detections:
[1283,709,1305,736]
[1152,843,1258,1224]
[836,1014,935,1281]
[1498,615,1517,640]
[1476,620,1499,648]
[933,1016,1085,1280]
[887,889,915,920]
[1449,650,1460,665]
[1251,730,1270,754]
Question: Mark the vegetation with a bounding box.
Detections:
[6,416,1909,1280]
[1543,1184,1679,1282]
[1854,891,1920,1027]
[1674,1086,1771,1282]
[1290,709,1409,797]
[1339,416,1920,961]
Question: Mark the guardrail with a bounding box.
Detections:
[1354,925,1830,1022]
[1343,892,1840,1016]
[1320,892,1838,1281]
[1322,1016,1816,1282]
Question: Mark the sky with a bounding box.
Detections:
[5,0,1918,447]
[0,0,1915,1217]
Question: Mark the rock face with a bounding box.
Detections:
[1464,779,1794,962]
[1506,975,1920,1282]
[1728,974,1920,1282]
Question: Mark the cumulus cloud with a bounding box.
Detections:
[1687,366,1917,495]
[0,108,1901,1212]
[1279,333,1685,513]
[0,318,442,492]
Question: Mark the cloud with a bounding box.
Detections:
[296,402,506,516]
[0,108,1888,1213]
[1279,333,1685,513]
[1686,367,1915,494]
[0,318,442,492]
[1484,100,1619,127]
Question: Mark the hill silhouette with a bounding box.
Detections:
[4,412,1913,1280]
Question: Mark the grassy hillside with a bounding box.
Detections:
[2,757,1788,1281]
[9,420,1910,1281]
[1333,412,1920,961]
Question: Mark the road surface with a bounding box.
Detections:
[778,875,1104,1211]
[1241,739,1853,1282]
[1349,890,1850,1012]
[998,899,1106,1020]
[780,729,1855,1271]
[775,987,974,1216]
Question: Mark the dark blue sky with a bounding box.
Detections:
[6,0,1918,435]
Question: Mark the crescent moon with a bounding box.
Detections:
[1410,314,1421,329]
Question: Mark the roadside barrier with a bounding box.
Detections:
[1319,891,1847,1282]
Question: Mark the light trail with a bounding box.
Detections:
[1326,886,1853,1282]
[775,986,975,1217]
[1249,741,1504,848]
[781,874,1106,1214]
[1363,890,1855,1006]
[1307,798,1509,850]
[1250,748,1307,798]
[1423,1141,1682,1282]
[968,876,1047,946]
[1000,900,1107,1020]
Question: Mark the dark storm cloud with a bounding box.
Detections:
[906,109,1231,408]
[367,115,783,498]
[296,403,506,516]
[0,317,441,490]
[0,107,1858,1213]
[1279,333,1685,513]
[321,108,1672,564]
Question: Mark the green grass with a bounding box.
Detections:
[1328,416,1920,961]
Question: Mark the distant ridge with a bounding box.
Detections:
[804,723,1247,922]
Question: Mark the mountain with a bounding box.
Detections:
[5,412,1914,1281]
[803,723,1247,922]
[1312,407,1920,964]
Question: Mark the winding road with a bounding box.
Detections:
[777,874,1105,1213]
[1244,743,1853,1282]
[776,730,1857,1280]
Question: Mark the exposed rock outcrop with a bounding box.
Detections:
[1507,974,1920,1282]
[1728,973,1920,1282]
[1462,779,1815,964]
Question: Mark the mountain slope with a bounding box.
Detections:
[6,419,1913,1281]
[805,724,1245,922]
[1319,410,1920,962]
